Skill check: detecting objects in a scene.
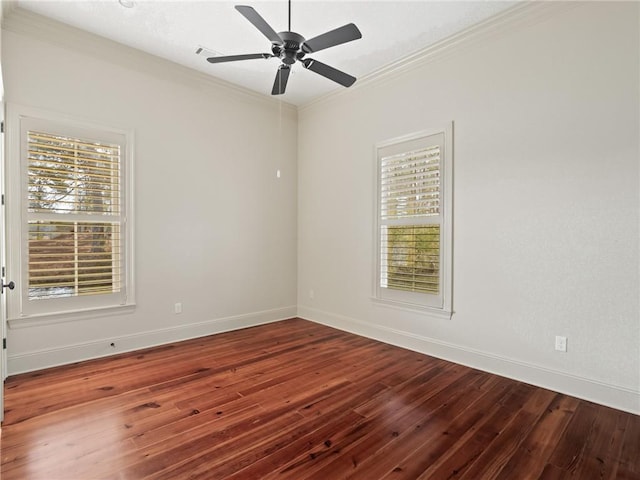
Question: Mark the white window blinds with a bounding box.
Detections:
[26,130,123,300]
[375,126,452,316]
[380,145,441,295]
[380,146,440,220]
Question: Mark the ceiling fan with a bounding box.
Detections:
[196,1,362,95]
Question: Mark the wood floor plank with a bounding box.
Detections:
[568,405,629,479]
[225,383,391,480]
[546,401,599,472]
[339,372,502,480]
[132,410,306,480]
[376,375,515,480]
[414,382,545,479]
[295,369,487,479]
[1,318,637,480]
[493,393,580,480]
[617,413,640,478]
[456,386,557,479]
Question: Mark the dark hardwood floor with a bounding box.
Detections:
[1,318,638,479]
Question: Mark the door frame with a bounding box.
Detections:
[0,99,6,424]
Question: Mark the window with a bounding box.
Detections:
[6,106,134,321]
[375,125,452,317]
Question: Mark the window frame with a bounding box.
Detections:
[6,104,135,325]
[373,124,453,319]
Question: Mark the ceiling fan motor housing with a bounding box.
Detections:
[273,31,306,65]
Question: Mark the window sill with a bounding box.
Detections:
[8,303,136,329]
[371,297,453,320]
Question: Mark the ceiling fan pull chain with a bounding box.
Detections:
[288,0,291,32]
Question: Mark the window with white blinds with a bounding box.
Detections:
[7,108,134,321]
[375,126,452,316]
[380,145,441,295]
[27,131,122,300]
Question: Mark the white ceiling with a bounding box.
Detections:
[16,0,518,105]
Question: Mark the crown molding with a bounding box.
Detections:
[300,1,578,112]
[1,6,297,115]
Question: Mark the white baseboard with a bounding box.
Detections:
[8,306,297,375]
[298,306,640,415]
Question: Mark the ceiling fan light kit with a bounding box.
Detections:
[199,1,362,95]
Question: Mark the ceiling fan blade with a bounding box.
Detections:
[235,5,283,46]
[302,59,356,88]
[207,53,273,63]
[302,23,362,53]
[272,65,291,95]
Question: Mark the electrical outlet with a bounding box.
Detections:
[555,335,567,352]
[174,302,182,314]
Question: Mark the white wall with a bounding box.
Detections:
[297,2,640,413]
[2,9,298,372]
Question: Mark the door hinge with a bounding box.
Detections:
[1,266,4,277]
[1,121,4,133]
[2,338,6,350]
[1,194,4,206]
